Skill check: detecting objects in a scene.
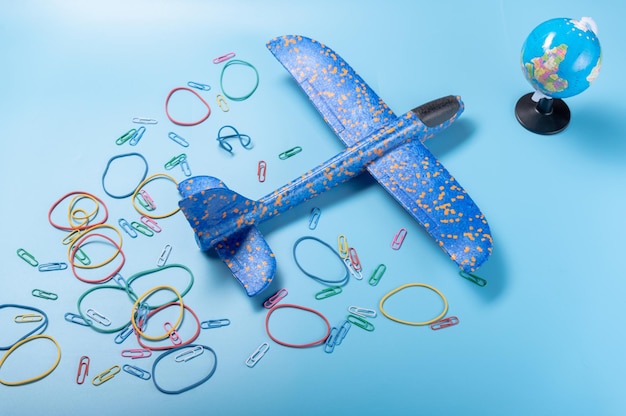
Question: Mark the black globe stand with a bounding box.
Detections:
[515,92,571,135]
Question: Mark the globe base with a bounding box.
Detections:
[515,93,571,135]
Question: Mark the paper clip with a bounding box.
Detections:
[134,303,150,331]
[348,306,377,319]
[157,244,172,267]
[337,234,349,259]
[343,257,362,280]
[16,248,38,267]
[92,365,120,386]
[187,81,211,91]
[38,262,68,272]
[74,248,91,266]
[14,313,44,323]
[245,342,269,368]
[112,273,127,288]
[164,153,187,170]
[116,128,137,145]
[130,221,154,237]
[121,348,152,359]
[118,218,138,238]
[168,131,189,147]
[348,247,362,272]
[138,190,156,210]
[32,289,58,301]
[368,263,386,286]
[347,314,375,332]
[175,345,205,363]
[216,94,229,112]
[76,356,90,385]
[324,327,338,353]
[64,312,91,326]
[114,324,134,344]
[335,320,351,345]
[459,271,488,287]
[180,158,192,177]
[132,117,158,124]
[263,288,288,309]
[122,364,151,380]
[314,286,342,300]
[129,126,146,146]
[213,52,235,64]
[257,160,267,182]
[308,207,321,230]
[140,215,162,233]
[200,319,231,329]
[86,308,111,326]
[278,146,302,160]
[391,227,407,250]
[430,316,460,330]
[61,229,82,246]
[163,322,182,345]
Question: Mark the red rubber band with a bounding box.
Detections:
[265,303,331,348]
[69,233,125,284]
[135,302,201,351]
[48,191,108,231]
[164,87,211,126]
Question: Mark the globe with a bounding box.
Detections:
[521,17,602,99]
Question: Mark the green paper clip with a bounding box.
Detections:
[459,271,487,287]
[278,146,302,160]
[347,314,375,332]
[115,129,137,145]
[314,286,342,300]
[74,248,91,266]
[368,263,386,286]
[130,221,154,237]
[32,289,58,301]
[16,248,38,267]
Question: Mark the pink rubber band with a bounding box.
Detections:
[164,87,211,126]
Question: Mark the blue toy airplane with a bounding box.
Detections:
[178,35,492,296]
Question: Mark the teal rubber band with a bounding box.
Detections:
[76,285,133,334]
[125,263,194,307]
[219,59,259,101]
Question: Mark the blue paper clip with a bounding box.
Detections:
[314,286,342,300]
[118,218,138,238]
[459,271,487,287]
[308,207,321,230]
[64,312,92,326]
[180,158,192,177]
[175,345,205,363]
[368,263,386,286]
[335,320,351,345]
[32,289,58,300]
[347,314,375,332]
[187,81,211,91]
[245,342,269,368]
[38,262,68,272]
[86,308,111,326]
[114,324,134,344]
[111,273,127,288]
[324,327,339,354]
[122,364,151,380]
[129,126,146,146]
[200,319,231,329]
[168,131,189,147]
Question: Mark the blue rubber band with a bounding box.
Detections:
[101,152,149,199]
[0,304,48,350]
[151,344,217,394]
[292,236,350,286]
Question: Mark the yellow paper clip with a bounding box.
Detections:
[216,94,229,112]
[92,365,120,386]
[14,313,44,323]
[337,234,349,259]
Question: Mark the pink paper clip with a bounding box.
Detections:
[140,215,162,233]
[121,348,152,359]
[164,322,182,345]
[138,190,156,210]
[348,247,362,272]
[391,228,407,250]
[257,160,267,182]
[213,52,235,64]
[263,288,288,309]
[430,316,459,330]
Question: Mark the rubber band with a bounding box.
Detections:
[379,283,449,326]
[48,191,108,231]
[130,286,184,342]
[135,302,201,351]
[0,334,61,386]
[77,285,134,334]
[67,194,100,228]
[219,59,259,101]
[216,125,252,153]
[265,303,331,348]
[67,224,123,269]
[101,153,149,199]
[0,304,48,350]
[164,86,211,126]
[152,344,217,394]
[131,173,181,219]
[125,263,194,306]
[292,236,349,286]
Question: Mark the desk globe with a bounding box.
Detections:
[515,17,602,134]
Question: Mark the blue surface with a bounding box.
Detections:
[1,1,625,415]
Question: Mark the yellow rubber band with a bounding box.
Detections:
[67,194,100,228]
[0,334,62,386]
[379,283,448,326]
[131,173,181,219]
[130,285,184,341]
[66,224,123,269]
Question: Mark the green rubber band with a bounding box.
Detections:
[77,285,134,334]
[125,263,194,307]
[219,59,259,101]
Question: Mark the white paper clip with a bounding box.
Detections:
[86,308,111,326]
[174,346,205,363]
[132,117,158,124]
[245,342,269,368]
[348,306,377,318]
[343,258,362,280]
[157,244,172,267]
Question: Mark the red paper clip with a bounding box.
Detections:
[213,52,235,64]
[76,355,90,384]
[257,160,267,182]
[348,247,362,272]
[391,228,407,250]
[430,316,459,330]
[263,288,288,309]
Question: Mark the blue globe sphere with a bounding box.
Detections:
[521,17,602,99]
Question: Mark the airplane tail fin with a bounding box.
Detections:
[178,176,275,296]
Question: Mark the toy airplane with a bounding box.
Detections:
[178,35,493,296]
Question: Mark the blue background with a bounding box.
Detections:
[1,0,625,415]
